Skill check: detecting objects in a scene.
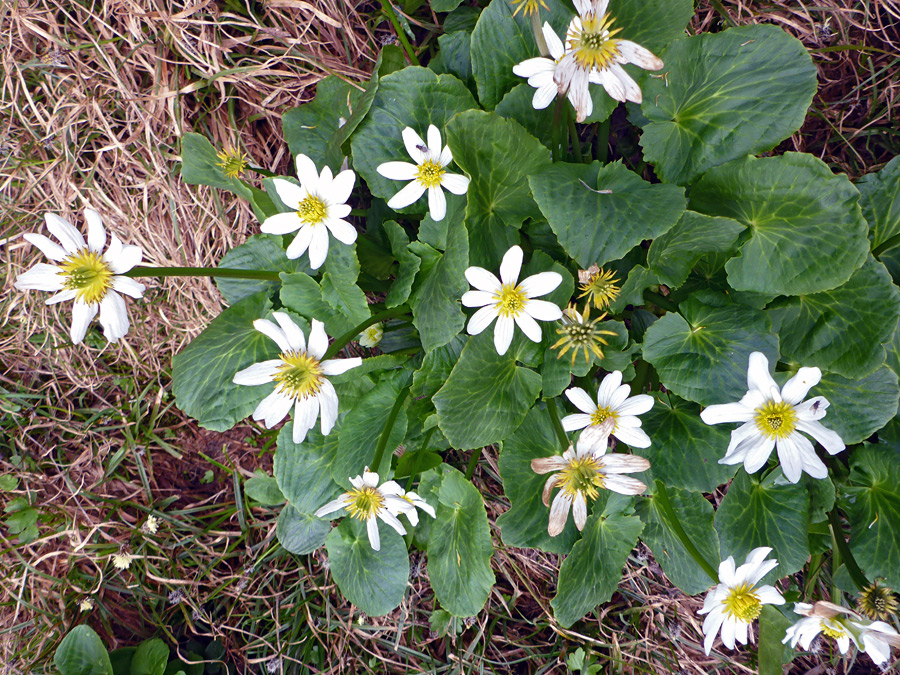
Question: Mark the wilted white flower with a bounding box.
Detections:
[112,551,135,570]
[461,245,562,356]
[376,125,470,222]
[233,313,361,443]
[142,515,160,535]
[783,601,857,655]
[513,23,574,111]
[79,597,95,612]
[699,547,785,655]
[531,419,649,535]
[561,370,654,448]
[700,352,845,483]
[15,210,145,344]
[852,619,900,665]
[261,154,357,269]
[358,322,383,348]
[314,468,414,551]
[393,489,436,526]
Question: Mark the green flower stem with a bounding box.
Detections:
[381,1,419,65]
[124,266,281,281]
[464,446,482,481]
[551,98,564,162]
[630,359,652,396]
[531,10,549,57]
[545,397,569,451]
[568,110,584,163]
[371,385,411,473]
[643,289,679,313]
[827,508,868,591]
[595,117,610,164]
[654,480,719,583]
[405,427,436,491]
[322,305,410,361]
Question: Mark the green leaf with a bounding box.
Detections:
[109,648,134,675]
[325,518,409,616]
[714,470,809,578]
[395,449,444,478]
[274,425,341,513]
[383,221,421,308]
[759,605,794,675]
[768,257,900,378]
[635,487,720,595]
[130,640,168,675]
[430,31,474,94]
[842,444,900,589]
[215,234,309,305]
[409,215,469,352]
[529,160,685,269]
[647,211,745,288]
[608,264,658,314]
[350,67,477,208]
[814,367,899,445]
[172,292,275,431]
[55,625,112,675]
[244,472,285,506]
[640,395,738,492]
[427,465,495,617]
[446,110,551,266]
[498,405,579,554]
[411,335,467,401]
[690,153,869,296]
[433,332,542,449]
[642,296,779,406]
[551,512,644,628]
[277,505,330,555]
[640,25,817,186]
[495,84,556,151]
[432,0,464,11]
[179,133,243,191]
[859,155,900,252]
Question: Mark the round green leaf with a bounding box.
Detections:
[813,367,900,445]
[714,470,809,578]
[277,505,331,555]
[768,257,900,378]
[640,25,817,186]
[433,332,542,450]
[325,518,409,616]
[551,512,644,628]
[642,296,780,406]
[274,425,341,513]
[131,639,169,675]
[690,153,869,296]
[430,31,474,94]
[640,394,738,492]
[55,625,112,675]
[635,486,720,595]
[350,67,477,206]
[172,292,275,431]
[427,465,495,617]
[858,154,900,252]
[216,234,310,305]
[498,405,580,554]
[842,444,900,589]
[244,472,285,506]
[529,160,685,269]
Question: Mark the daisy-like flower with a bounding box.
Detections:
[578,264,620,310]
[261,154,357,269]
[551,303,617,366]
[461,245,562,356]
[699,352,845,484]
[393,489,436,526]
[561,370,655,448]
[783,602,857,655]
[698,547,785,655]
[314,468,414,551]
[15,210,145,344]
[857,581,898,621]
[531,419,649,535]
[554,0,664,121]
[358,322,383,348]
[513,23,575,111]
[376,125,470,222]
[851,619,900,665]
[232,313,361,444]
[216,147,249,179]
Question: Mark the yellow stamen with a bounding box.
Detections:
[510,0,549,17]
[60,248,113,304]
[557,455,604,501]
[754,400,797,440]
[494,283,528,318]
[578,265,620,310]
[216,147,249,179]
[821,620,848,640]
[723,583,762,622]
[274,351,323,400]
[297,195,328,225]
[416,159,445,189]
[569,13,623,71]
[344,486,384,521]
[590,405,617,427]
[551,304,616,365]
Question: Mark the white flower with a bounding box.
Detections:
[358,322,383,348]
[376,125,470,222]
[461,245,562,356]
[554,0,664,121]
[699,352,845,483]
[142,515,160,535]
[698,547,785,655]
[232,313,361,444]
[513,23,577,111]
[15,210,145,344]
[851,619,900,665]
[314,468,414,551]
[783,602,857,655]
[531,419,649,536]
[561,370,655,448]
[111,551,135,570]
[392,489,436,526]
[261,154,357,269]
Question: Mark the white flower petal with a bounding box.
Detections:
[315,495,350,517]
[387,180,427,210]
[513,56,555,79]
[321,357,362,376]
[616,394,654,416]
[494,315,515,355]
[701,402,756,425]
[566,387,597,414]
[548,490,572,536]
[596,371,623,407]
[743,435,777,474]
[367,516,381,551]
[318,379,339,435]
[428,185,446,221]
[271,312,305,352]
[307,225,330,270]
[294,154,320,189]
[561,413,592,432]
[98,291,129,342]
[755,585,785,606]
[105,237,142,274]
[795,396,829,421]
[262,211,302,235]
[111,276,145,299]
[532,83,557,110]
[543,22,564,59]
[499,245,523,286]
[781,366,822,405]
[45,289,77,304]
[600,454,650,474]
[796,419,845,455]
[379,508,408,537]
[603,474,648,495]
[233,360,281,385]
[307,318,329,359]
[514,310,543,343]
[440,172,470,195]
[613,424,652,449]
[402,127,428,164]
[608,63,642,104]
[69,301,98,344]
[285,223,314,260]
[272,178,305,211]
[572,492,588,531]
[24,233,67,261]
[617,40,664,71]
[325,217,357,245]
[84,209,107,252]
[426,124,442,158]
[292,395,320,443]
[607,383,633,412]
[15,263,65,291]
[467,305,498,336]
[747,351,777,395]
[465,266,502,293]
[254,389,294,428]
[253,318,292,352]
[462,290,495,308]
[519,271,562,298]
[524,299,562,321]
[377,161,419,181]
[330,169,355,204]
[45,213,85,253]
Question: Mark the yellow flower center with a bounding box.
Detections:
[416,159,445,189]
[552,305,616,365]
[274,351,323,400]
[754,400,797,440]
[297,195,328,225]
[557,455,604,501]
[723,583,762,622]
[590,405,617,427]
[821,620,847,641]
[344,486,384,521]
[494,283,528,318]
[60,248,113,304]
[570,13,623,71]
[215,148,248,179]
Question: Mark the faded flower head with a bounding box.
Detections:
[510,0,549,17]
[783,601,857,655]
[551,303,616,365]
[142,514,160,535]
[112,550,135,570]
[857,582,898,622]
[358,322,383,348]
[216,147,249,179]
[79,597,95,612]
[578,265,620,310]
